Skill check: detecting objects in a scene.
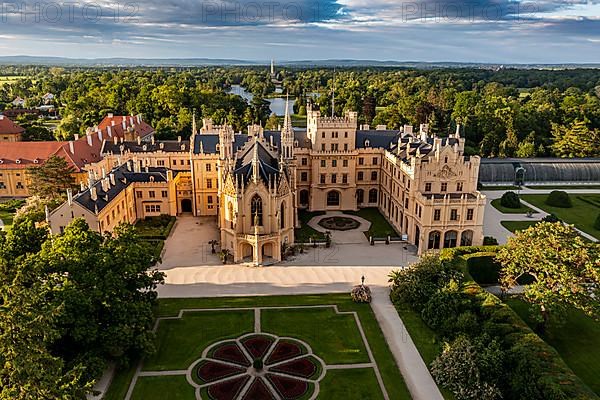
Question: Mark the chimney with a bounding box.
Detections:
[137,115,141,123]
[107,126,112,137]
[138,114,143,122]
[67,188,73,205]
[98,129,103,142]
[87,134,93,146]
[90,186,97,201]
[122,119,127,130]
[108,113,114,118]
[127,160,133,171]
[137,135,141,145]
[151,137,155,145]
[111,120,116,127]
[0,115,3,120]
[80,181,86,191]
[69,141,75,154]
[130,116,134,126]
[74,133,79,140]
[113,136,118,145]
[177,136,182,143]
[404,125,413,136]
[109,173,115,186]
[101,167,106,179]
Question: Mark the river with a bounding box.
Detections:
[228,85,295,116]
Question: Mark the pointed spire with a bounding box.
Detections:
[192,109,198,136]
[252,138,260,184]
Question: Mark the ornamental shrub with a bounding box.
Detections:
[545,191,572,208]
[467,255,501,285]
[483,236,499,245]
[500,191,521,209]
[350,285,372,303]
[542,213,561,223]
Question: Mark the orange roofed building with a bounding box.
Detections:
[0,115,26,142]
[0,114,154,197]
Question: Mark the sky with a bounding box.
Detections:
[0,0,599,63]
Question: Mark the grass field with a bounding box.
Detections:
[506,298,600,395]
[521,193,600,239]
[526,185,600,190]
[490,198,534,214]
[294,209,326,242]
[500,220,540,233]
[0,75,34,86]
[105,294,411,400]
[395,304,454,400]
[346,208,400,238]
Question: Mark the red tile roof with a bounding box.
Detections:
[0,114,154,171]
[97,115,154,139]
[0,115,25,135]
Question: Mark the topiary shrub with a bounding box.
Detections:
[542,214,561,223]
[500,191,521,209]
[545,191,572,208]
[467,255,501,285]
[483,236,499,246]
[351,284,372,303]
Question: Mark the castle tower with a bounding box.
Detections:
[281,93,294,160]
[219,123,234,160]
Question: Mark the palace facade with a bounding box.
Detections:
[48,103,486,263]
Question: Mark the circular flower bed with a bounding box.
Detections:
[318,216,360,231]
[192,334,324,400]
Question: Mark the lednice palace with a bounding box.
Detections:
[1,101,486,264]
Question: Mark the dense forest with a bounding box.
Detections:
[1,66,599,157]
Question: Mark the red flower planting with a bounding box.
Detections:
[192,334,323,400]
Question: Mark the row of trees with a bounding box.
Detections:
[1,66,599,156]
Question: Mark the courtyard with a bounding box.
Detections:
[105,294,413,400]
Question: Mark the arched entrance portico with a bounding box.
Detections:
[181,198,192,213]
[262,242,274,261]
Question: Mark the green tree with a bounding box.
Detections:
[27,155,76,200]
[431,335,504,400]
[37,220,164,376]
[0,257,88,400]
[552,120,600,157]
[265,113,279,130]
[496,222,600,331]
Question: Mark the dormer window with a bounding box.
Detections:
[364,139,371,147]
[33,158,39,164]
[181,144,186,151]
[149,176,155,182]
[15,159,21,164]
[142,145,147,151]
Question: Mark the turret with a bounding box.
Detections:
[281,93,294,160]
[219,123,234,160]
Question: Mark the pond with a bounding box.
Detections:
[228,85,295,116]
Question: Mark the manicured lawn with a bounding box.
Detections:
[395,304,455,400]
[262,307,369,364]
[107,294,411,400]
[506,298,600,395]
[347,208,400,238]
[135,215,176,238]
[142,310,254,371]
[490,198,534,214]
[526,185,600,190]
[0,199,25,230]
[130,376,195,400]
[294,209,326,242]
[501,220,540,233]
[481,185,520,191]
[318,368,384,399]
[521,194,600,239]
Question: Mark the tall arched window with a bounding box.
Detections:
[299,190,309,207]
[280,202,285,229]
[460,230,473,246]
[368,188,378,203]
[444,230,458,248]
[428,231,441,249]
[327,191,340,206]
[251,195,263,226]
[356,189,364,204]
[228,202,234,229]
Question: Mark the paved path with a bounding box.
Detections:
[482,188,600,244]
[308,211,372,244]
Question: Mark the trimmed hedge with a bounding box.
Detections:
[390,249,598,400]
[501,191,521,209]
[595,214,600,230]
[466,253,500,285]
[546,191,572,208]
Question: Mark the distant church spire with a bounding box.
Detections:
[192,109,197,136]
[281,91,294,160]
[270,59,275,75]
